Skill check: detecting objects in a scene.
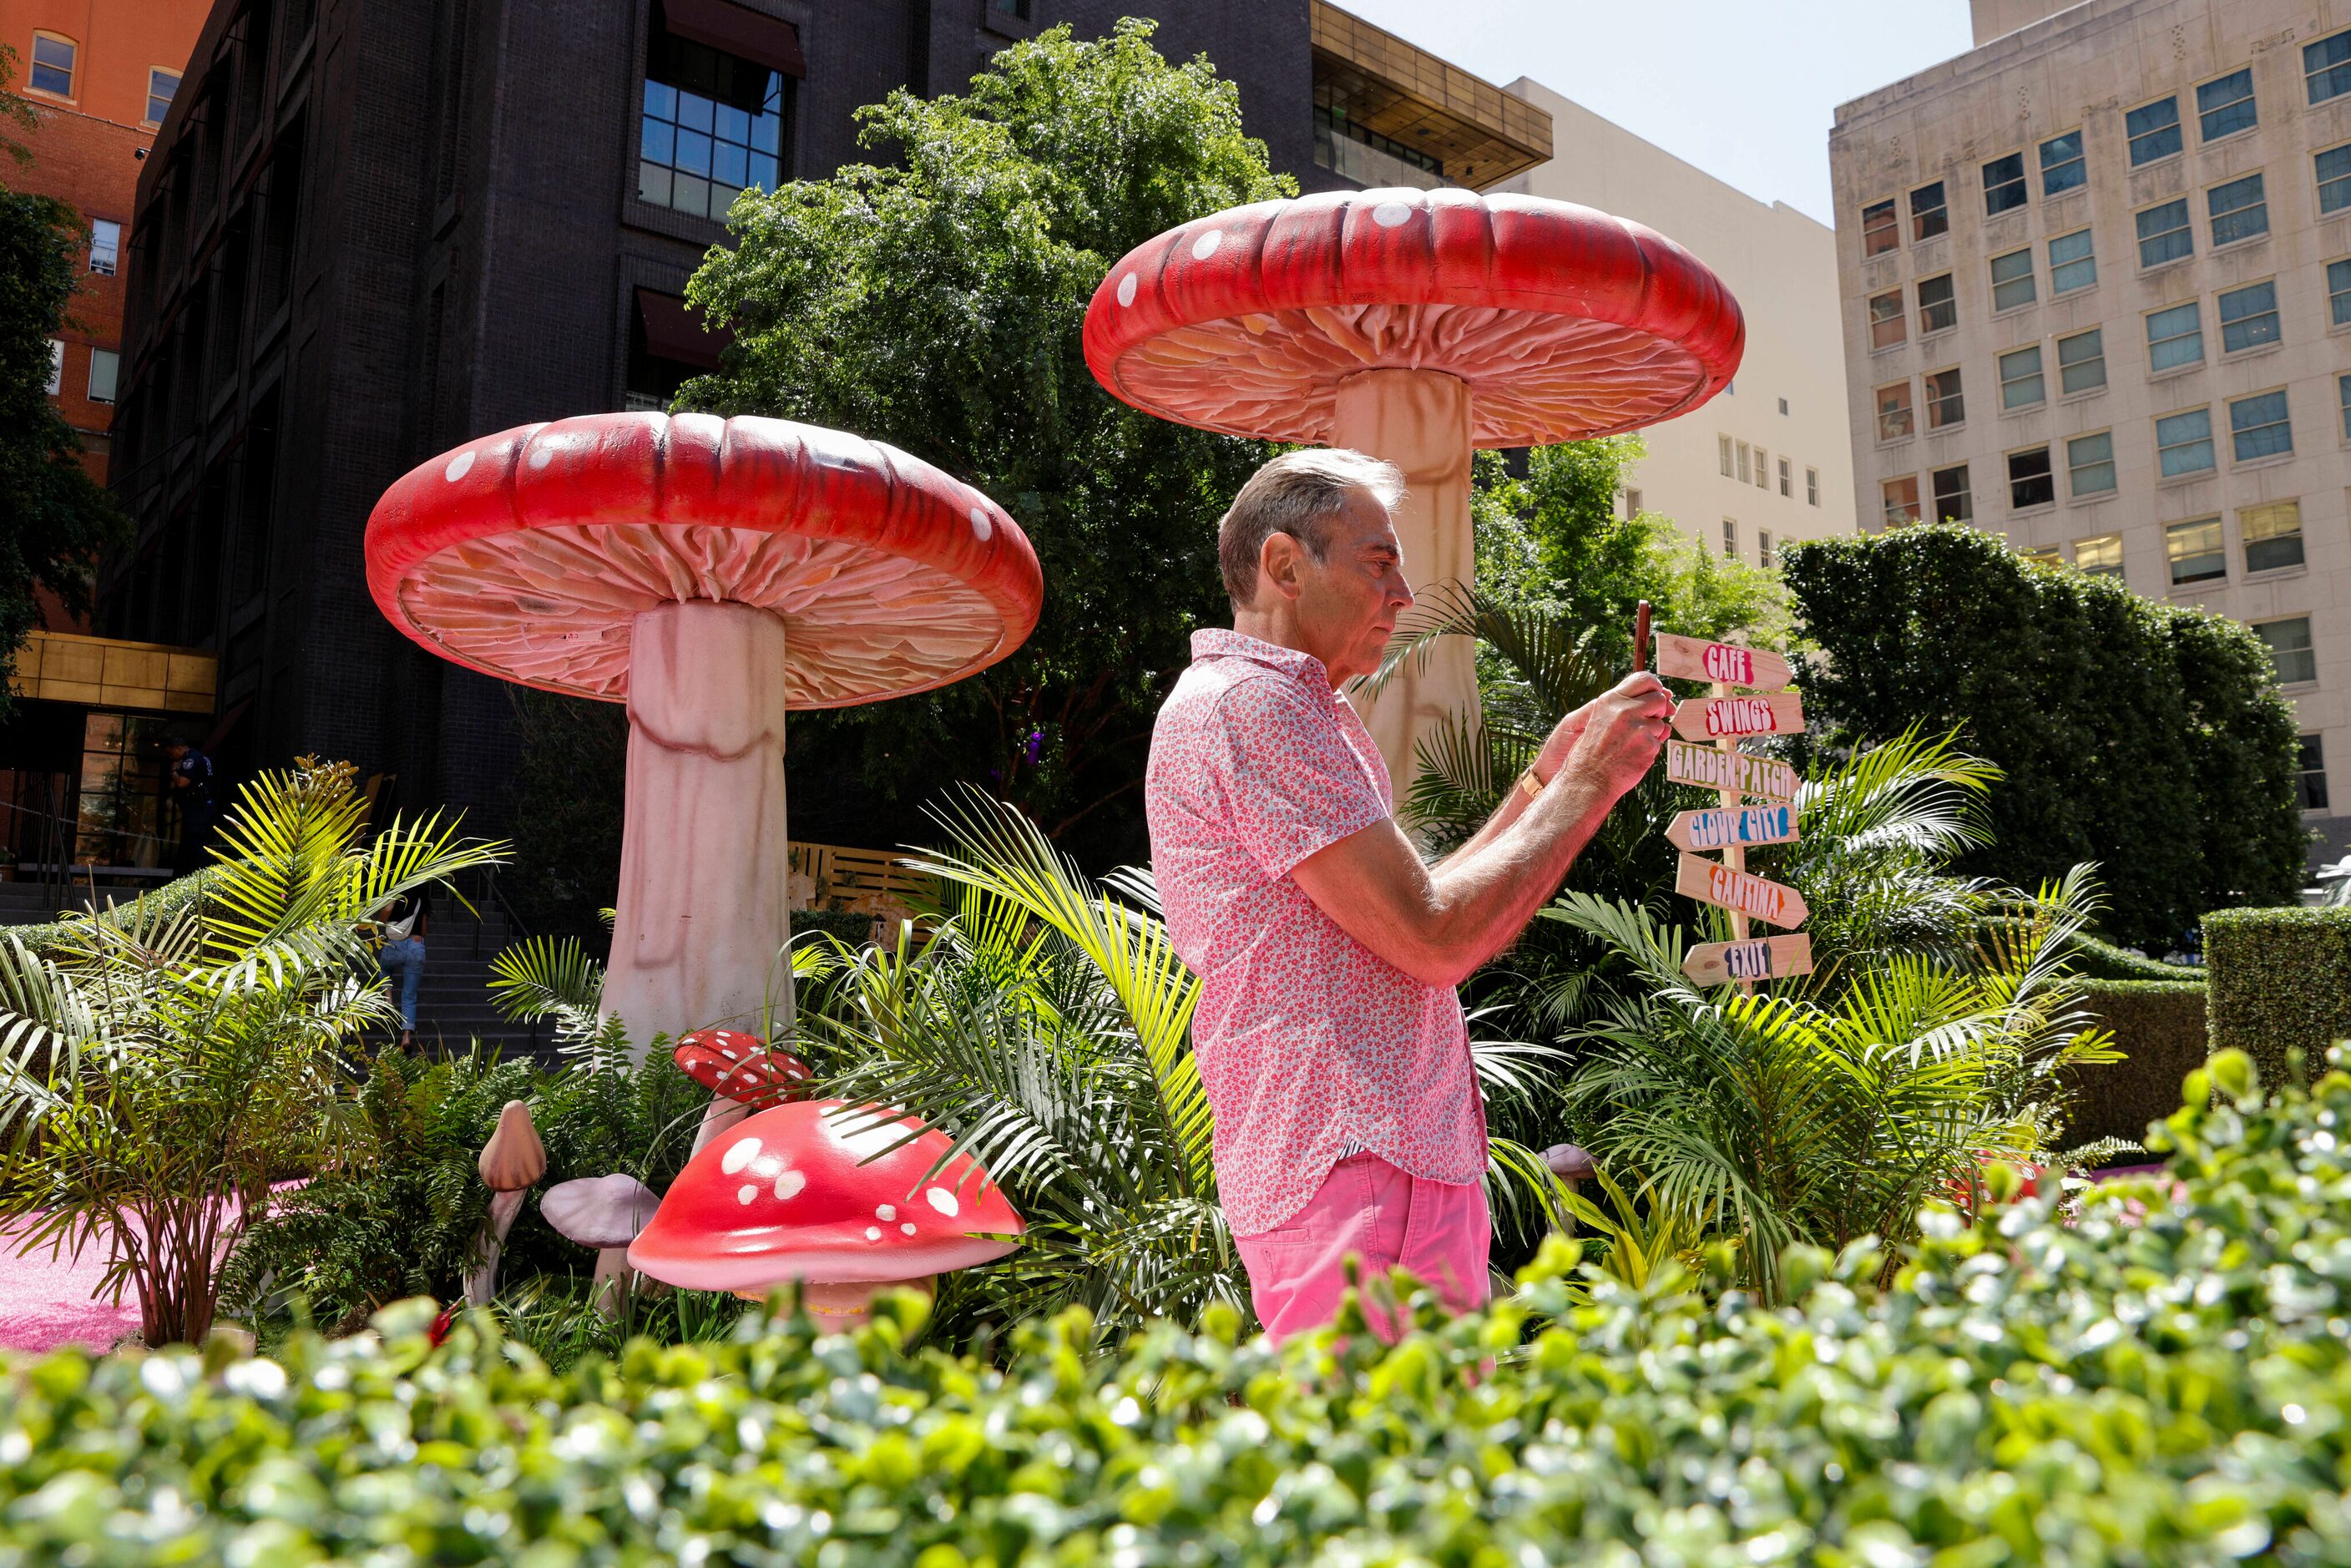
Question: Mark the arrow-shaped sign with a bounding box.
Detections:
[1656,634,1793,691]
[1671,691,1804,741]
[1663,740,1800,801]
[1666,803,1800,853]
[1682,933,1814,986]
[1675,853,1808,929]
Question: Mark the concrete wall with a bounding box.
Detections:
[1495,79,1858,571]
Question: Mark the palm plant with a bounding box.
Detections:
[0,759,508,1344]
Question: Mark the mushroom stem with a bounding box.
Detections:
[464,1187,528,1307]
[589,1247,636,1317]
[604,600,795,1064]
[689,1093,751,1156]
[1332,368,1479,801]
[737,1276,938,1330]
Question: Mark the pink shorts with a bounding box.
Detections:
[1233,1153,1490,1344]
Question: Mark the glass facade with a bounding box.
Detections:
[639,19,788,223]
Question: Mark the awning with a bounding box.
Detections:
[635,288,732,371]
[660,0,806,78]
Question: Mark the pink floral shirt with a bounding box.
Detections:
[1144,629,1485,1237]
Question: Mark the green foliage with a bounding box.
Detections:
[2205,905,2351,1090]
[1780,524,2306,947]
[683,20,1290,863]
[2064,979,2210,1153]
[9,1050,2351,1562]
[0,761,508,1344]
[2068,930,2207,982]
[2,867,221,958]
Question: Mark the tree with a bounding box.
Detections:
[0,48,127,716]
[1781,524,2304,948]
[680,21,1289,866]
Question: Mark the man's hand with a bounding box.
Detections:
[1558,672,1676,801]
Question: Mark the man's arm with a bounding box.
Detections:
[1291,672,1673,988]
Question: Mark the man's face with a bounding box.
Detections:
[1290,488,1414,685]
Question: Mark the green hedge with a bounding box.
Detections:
[2206,905,2351,1088]
[2063,979,2209,1152]
[2,867,218,957]
[7,1050,2351,1562]
[2069,932,2204,982]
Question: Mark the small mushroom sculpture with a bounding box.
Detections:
[629,1098,1025,1329]
[1084,189,1744,787]
[466,1100,547,1306]
[675,1027,813,1153]
[365,412,1043,1060]
[542,1172,661,1317]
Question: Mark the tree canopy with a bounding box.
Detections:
[1781,524,2305,948]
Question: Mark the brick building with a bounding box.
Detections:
[101,0,1550,836]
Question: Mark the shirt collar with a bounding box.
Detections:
[1190,628,1333,688]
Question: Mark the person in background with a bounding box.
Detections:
[163,738,215,874]
[374,891,428,1049]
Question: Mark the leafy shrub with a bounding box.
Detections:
[2064,979,2209,1153]
[1,866,220,958]
[2205,905,2351,1088]
[6,1049,2350,1563]
[2069,931,2206,982]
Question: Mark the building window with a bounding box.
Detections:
[2230,390,2293,461]
[2196,68,2257,141]
[1881,477,1920,527]
[2058,328,2106,395]
[1718,433,1734,477]
[86,347,118,404]
[44,339,63,394]
[2136,199,2193,267]
[1990,248,2035,311]
[1924,367,1965,429]
[2065,432,2115,498]
[1722,518,1739,557]
[1861,198,1898,256]
[2257,617,2318,685]
[2048,229,2096,294]
[1916,274,1956,335]
[28,32,75,98]
[1624,488,1643,517]
[2342,373,2351,441]
[1867,288,1905,350]
[2166,518,2226,585]
[2330,260,2351,328]
[1999,346,2045,410]
[2039,130,2086,195]
[2127,95,2182,164]
[2308,28,2351,104]
[639,13,791,222]
[2146,302,2203,372]
[145,67,179,126]
[1777,456,1791,496]
[2207,174,2269,247]
[2298,736,2329,811]
[1752,447,1768,489]
[1982,151,2027,215]
[1806,467,1820,506]
[1909,180,1948,241]
[1932,463,1970,523]
[88,219,119,276]
[1777,397,1789,416]
[1758,529,1774,569]
[2156,407,2216,477]
[2242,500,2304,574]
[2008,448,2054,509]
[1737,440,1752,482]
[2075,533,2124,577]
[2318,144,2351,215]
[2218,281,2281,355]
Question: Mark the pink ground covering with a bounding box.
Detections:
[0,1219,141,1355]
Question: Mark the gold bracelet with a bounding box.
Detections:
[1516,765,1547,801]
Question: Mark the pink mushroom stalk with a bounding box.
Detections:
[1084,188,1744,787]
[366,413,1042,1059]
[629,1099,1025,1329]
[466,1100,546,1306]
[542,1172,661,1317]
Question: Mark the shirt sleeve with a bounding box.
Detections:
[1206,675,1388,878]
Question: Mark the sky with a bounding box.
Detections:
[1331,0,1979,226]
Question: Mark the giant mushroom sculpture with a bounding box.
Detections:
[1083,188,1744,787]
[366,412,1042,1055]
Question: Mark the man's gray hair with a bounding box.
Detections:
[1216,448,1406,605]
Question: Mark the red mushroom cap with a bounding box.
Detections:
[365,412,1044,709]
[1083,188,1744,448]
[674,1029,811,1109]
[628,1099,1024,1292]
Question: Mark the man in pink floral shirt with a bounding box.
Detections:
[1145,449,1675,1342]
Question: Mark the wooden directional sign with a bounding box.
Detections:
[1671,691,1804,741]
[1663,740,1798,802]
[1682,933,1814,987]
[1656,634,1793,691]
[1666,802,1800,853]
[1675,853,1808,930]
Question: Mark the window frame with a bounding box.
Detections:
[1757,529,1774,570]
[2057,326,2106,396]
[2297,734,2329,812]
[86,218,120,276]
[2317,143,2351,217]
[1924,366,1966,430]
[1777,455,1792,497]
[1930,463,1971,524]
[1805,467,1820,506]
[2145,301,2205,373]
[2227,388,2294,463]
[2038,129,2086,196]
[1718,433,1734,477]
[2166,516,2227,587]
[2207,172,2270,249]
[2241,499,2305,575]
[2217,279,2282,356]
[2074,532,2125,577]
[2254,615,2318,687]
[1722,517,1740,558]
[28,31,76,99]
[2048,228,2096,295]
[2065,430,2116,498]
[1909,180,1949,242]
[2126,95,2183,165]
[2195,67,2257,142]
[1915,272,1957,336]
[2136,197,2194,269]
[1880,476,1921,528]
[1998,344,2046,411]
[635,18,791,225]
[2006,446,2055,511]
[1982,150,2028,215]
[85,346,118,405]
[2307,28,2351,105]
[1860,198,1898,258]
[2329,258,2351,331]
[2155,405,2217,478]
[144,66,181,128]
[2340,372,2351,443]
[1990,246,2037,313]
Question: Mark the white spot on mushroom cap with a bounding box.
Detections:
[876,1205,896,1222]
[968,505,993,543]
[736,1184,757,1205]
[774,1169,806,1201]
[865,1227,882,1242]
[926,1186,960,1217]
[443,449,476,483]
[1373,200,1413,230]
[900,1222,917,1236]
[1191,229,1224,260]
[720,1137,761,1175]
[528,444,554,470]
[1115,271,1138,307]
